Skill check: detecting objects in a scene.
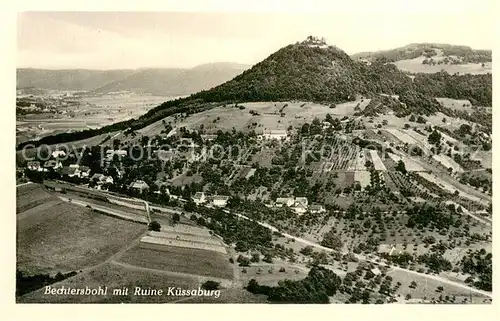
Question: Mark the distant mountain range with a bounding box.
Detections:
[16,62,250,96]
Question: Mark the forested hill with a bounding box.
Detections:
[191,40,413,103]
[17,37,492,149]
[351,43,492,63]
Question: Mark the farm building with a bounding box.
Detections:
[293,197,309,214]
[238,167,256,180]
[201,134,217,141]
[309,204,326,214]
[275,197,295,207]
[295,197,308,208]
[259,129,289,141]
[193,192,206,205]
[51,150,67,158]
[91,173,113,185]
[26,161,42,171]
[212,195,230,207]
[105,149,128,162]
[79,166,91,178]
[60,166,80,178]
[129,180,150,193]
[378,244,399,256]
[43,160,62,170]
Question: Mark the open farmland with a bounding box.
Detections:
[432,154,464,173]
[238,263,309,287]
[141,230,227,254]
[18,262,199,303]
[393,57,492,75]
[16,183,60,213]
[136,99,370,137]
[416,172,485,204]
[436,98,473,111]
[117,241,233,280]
[470,151,492,169]
[354,171,371,189]
[17,190,146,275]
[386,268,491,304]
[387,153,426,171]
[16,93,174,144]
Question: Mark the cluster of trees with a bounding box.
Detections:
[413,72,491,106]
[417,253,453,273]
[16,270,77,296]
[194,207,274,253]
[246,266,342,303]
[320,229,343,250]
[406,204,460,231]
[459,173,492,193]
[460,249,492,291]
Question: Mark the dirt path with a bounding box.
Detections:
[16,181,33,188]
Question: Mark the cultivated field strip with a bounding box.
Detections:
[160,225,211,237]
[140,235,227,254]
[368,150,387,171]
[432,154,464,173]
[386,153,426,171]
[148,231,223,246]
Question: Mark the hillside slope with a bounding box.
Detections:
[194,40,413,103]
[17,37,492,149]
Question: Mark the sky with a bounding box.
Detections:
[17,9,494,70]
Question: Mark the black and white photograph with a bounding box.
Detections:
[11,3,494,309]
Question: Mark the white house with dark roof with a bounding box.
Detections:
[43,160,62,170]
[51,150,67,158]
[275,197,295,207]
[212,195,230,207]
[309,204,326,214]
[192,192,206,205]
[259,129,289,141]
[27,161,42,171]
[91,173,113,185]
[130,180,149,193]
[79,166,91,178]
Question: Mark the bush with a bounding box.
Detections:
[148,220,161,231]
[201,280,220,291]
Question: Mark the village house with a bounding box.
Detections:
[90,173,113,185]
[79,166,91,178]
[212,195,230,207]
[274,197,311,215]
[309,204,326,214]
[51,150,67,159]
[60,166,80,178]
[105,149,128,162]
[27,161,42,171]
[201,134,217,141]
[129,180,150,193]
[275,197,295,207]
[259,129,289,141]
[43,160,62,170]
[192,192,206,205]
